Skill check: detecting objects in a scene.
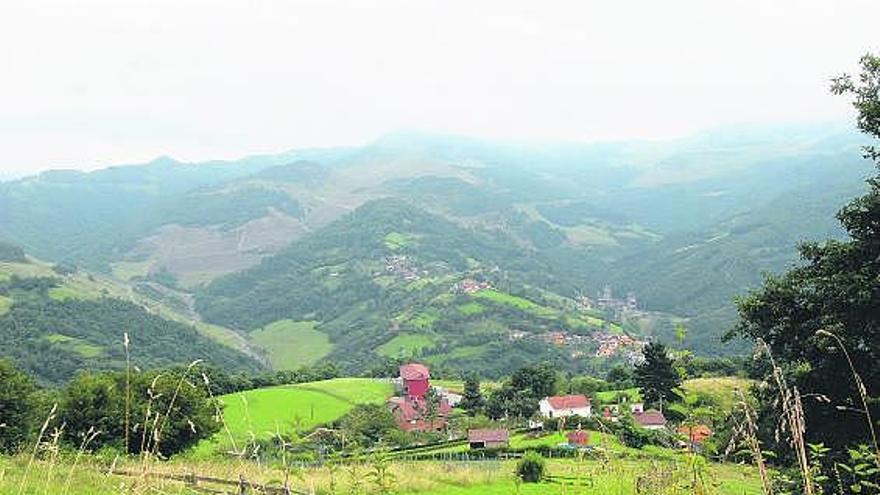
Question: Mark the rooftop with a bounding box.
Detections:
[546,394,590,409]
[399,363,430,381]
[468,429,510,443]
[633,409,667,427]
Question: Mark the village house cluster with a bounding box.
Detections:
[507,328,646,363]
[383,255,426,282]
[537,331,589,347]
[386,363,711,451]
[579,286,641,318]
[387,363,457,431]
[452,278,492,294]
[594,332,646,364]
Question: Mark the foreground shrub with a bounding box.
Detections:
[59,367,219,457]
[516,451,546,483]
[0,360,39,453]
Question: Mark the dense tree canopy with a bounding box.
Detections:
[0,360,39,453]
[59,368,220,457]
[0,241,25,263]
[0,291,262,384]
[634,342,681,408]
[730,53,880,452]
[459,374,485,416]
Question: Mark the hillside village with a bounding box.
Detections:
[382,361,703,452]
[1,1,878,493]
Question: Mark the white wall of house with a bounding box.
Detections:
[538,399,592,418]
[641,424,665,431]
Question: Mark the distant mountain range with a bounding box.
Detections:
[0,122,874,377]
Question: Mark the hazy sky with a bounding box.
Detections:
[1,0,878,174]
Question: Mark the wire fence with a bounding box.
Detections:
[111,469,310,495]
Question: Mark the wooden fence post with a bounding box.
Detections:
[239,473,248,494]
[185,471,198,488]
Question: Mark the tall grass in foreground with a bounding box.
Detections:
[3,330,877,495]
[0,455,763,495]
[725,336,880,495]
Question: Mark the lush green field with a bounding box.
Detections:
[384,231,413,249]
[249,320,332,370]
[425,344,490,365]
[109,259,154,280]
[198,378,393,453]
[431,379,501,394]
[474,289,555,317]
[457,301,485,315]
[408,310,440,329]
[377,333,436,357]
[0,294,10,316]
[47,286,91,301]
[681,376,753,411]
[0,454,761,495]
[594,388,642,404]
[43,333,104,358]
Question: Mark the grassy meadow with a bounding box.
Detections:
[376,333,437,358]
[0,294,11,316]
[249,320,333,370]
[0,451,762,495]
[0,373,765,495]
[474,289,556,317]
[195,378,393,454]
[680,376,752,411]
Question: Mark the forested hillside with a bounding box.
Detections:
[0,293,261,383]
[197,198,629,376]
[0,123,874,373]
[0,254,263,383]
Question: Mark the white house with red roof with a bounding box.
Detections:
[539,394,592,418]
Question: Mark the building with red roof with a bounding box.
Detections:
[467,429,509,449]
[388,363,450,432]
[399,363,430,398]
[387,395,451,432]
[539,394,592,418]
[678,424,713,444]
[633,409,667,430]
[567,429,590,446]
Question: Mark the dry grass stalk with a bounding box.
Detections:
[61,426,100,495]
[150,359,202,458]
[201,371,240,458]
[815,328,880,470]
[42,422,66,495]
[137,373,164,479]
[123,331,131,455]
[732,388,773,495]
[16,403,56,495]
[759,340,813,495]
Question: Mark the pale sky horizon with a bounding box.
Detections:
[1,0,878,175]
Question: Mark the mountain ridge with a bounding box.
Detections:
[0,123,874,374]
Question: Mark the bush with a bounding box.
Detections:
[541,414,597,433]
[516,451,546,483]
[617,415,659,449]
[334,404,398,448]
[0,360,39,453]
[59,368,220,457]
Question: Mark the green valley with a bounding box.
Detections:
[249,320,333,370]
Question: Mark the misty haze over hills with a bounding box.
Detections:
[0,121,874,377]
